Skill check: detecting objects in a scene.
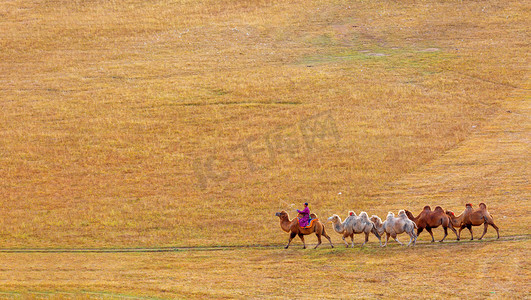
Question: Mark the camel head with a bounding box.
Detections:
[348,211,356,217]
[327,214,341,224]
[370,215,383,226]
[445,210,456,218]
[275,211,289,220]
[466,203,473,208]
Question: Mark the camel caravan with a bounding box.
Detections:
[275,203,499,249]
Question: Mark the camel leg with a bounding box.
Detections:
[362,232,369,246]
[371,225,382,246]
[321,228,334,248]
[314,234,322,249]
[449,225,459,240]
[458,226,466,241]
[467,225,474,240]
[439,226,448,242]
[490,222,500,239]
[383,233,390,247]
[342,236,349,248]
[426,227,435,242]
[407,230,417,247]
[300,234,307,249]
[417,227,424,237]
[392,233,403,245]
[480,220,500,240]
[285,232,297,249]
[478,223,489,240]
[407,231,417,246]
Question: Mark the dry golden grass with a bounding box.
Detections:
[0,239,529,299]
[0,0,529,298]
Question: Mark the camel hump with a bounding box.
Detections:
[386,212,395,219]
[348,211,356,216]
[423,205,432,211]
[310,213,318,219]
[466,203,473,208]
[434,206,444,212]
[479,203,487,210]
[398,210,408,219]
[359,211,369,220]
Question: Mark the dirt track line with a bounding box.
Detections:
[0,245,271,254]
[0,235,528,253]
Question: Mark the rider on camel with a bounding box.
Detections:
[297,202,310,227]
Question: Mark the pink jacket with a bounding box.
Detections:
[297,206,310,227]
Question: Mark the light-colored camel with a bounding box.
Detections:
[275,211,334,249]
[446,203,500,240]
[371,210,417,247]
[327,211,381,247]
[370,215,385,237]
[404,206,458,242]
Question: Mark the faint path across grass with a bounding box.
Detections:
[0,234,528,253]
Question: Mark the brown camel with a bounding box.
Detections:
[404,206,458,242]
[446,203,500,240]
[275,211,334,249]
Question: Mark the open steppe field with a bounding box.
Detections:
[0,0,529,298]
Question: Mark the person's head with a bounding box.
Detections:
[304,202,308,207]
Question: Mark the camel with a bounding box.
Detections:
[275,211,334,249]
[446,203,500,240]
[404,206,458,242]
[372,210,417,247]
[370,215,385,237]
[327,211,381,247]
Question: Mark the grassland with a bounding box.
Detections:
[0,0,529,298]
[1,239,529,299]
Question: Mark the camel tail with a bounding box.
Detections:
[484,213,495,223]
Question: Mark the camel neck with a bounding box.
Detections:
[450,213,465,226]
[333,221,344,233]
[280,216,294,232]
